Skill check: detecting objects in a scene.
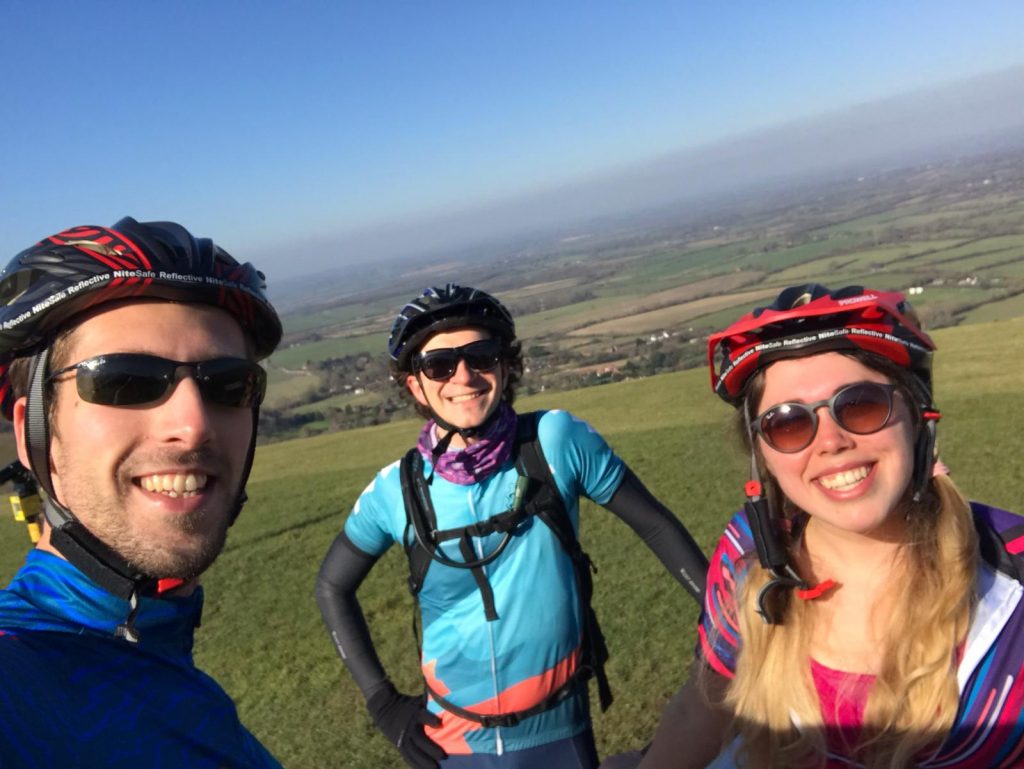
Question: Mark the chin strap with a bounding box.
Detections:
[912,409,941,502]
[743,405,808,624]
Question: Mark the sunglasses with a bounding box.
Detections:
[413,339,503,381]
[47,353,267,408]
[751,381,898,453]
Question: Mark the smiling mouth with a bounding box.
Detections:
[447,391,485,404]
[138,472,209,498]
[818,465,870,492]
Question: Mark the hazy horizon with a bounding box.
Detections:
[264,64,1024,297]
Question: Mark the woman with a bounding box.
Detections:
[637,284,1024,769]
[316,284,708,769]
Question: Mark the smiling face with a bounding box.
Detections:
[16,301,254,580]
[406,326,506,444]
[755,352,916,541]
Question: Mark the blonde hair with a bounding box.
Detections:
[723,356,978,769]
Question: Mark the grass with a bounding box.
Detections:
[2,317,1011,768]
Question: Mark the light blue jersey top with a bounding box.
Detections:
[345,409,624,754]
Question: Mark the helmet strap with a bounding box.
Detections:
[742,402,808,624]
[24,348,155,638]
[911,408,941,502]
[229,406,260,523]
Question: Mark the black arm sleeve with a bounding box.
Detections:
[314,531,392,700]
[602,467,708,603]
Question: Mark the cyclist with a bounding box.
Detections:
[0,218,283,768]
[632,284,1024,768]
[316,284,709,768]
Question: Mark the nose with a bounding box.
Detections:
[446,357,476,384]
[813,405,854,453]
[153,375,215,447]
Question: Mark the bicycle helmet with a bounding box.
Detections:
[388,284,515,372]
[0,217,281,417]
[708,283,935,406]
[0,217,282,636]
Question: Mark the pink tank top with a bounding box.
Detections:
[810,658,875,753]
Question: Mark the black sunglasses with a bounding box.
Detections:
[751,381,898,453]
[413,339,503,381]
[47,353,267,408]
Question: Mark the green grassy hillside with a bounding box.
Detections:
[0,317,1021,767]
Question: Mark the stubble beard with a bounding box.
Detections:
[56,447,237,581]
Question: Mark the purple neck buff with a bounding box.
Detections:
[417,402,518,485]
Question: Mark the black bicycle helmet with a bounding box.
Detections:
[0,217,282,637]
[388,284,515,371]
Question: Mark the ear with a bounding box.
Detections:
[12,396,31,470]
[406,373,429,408]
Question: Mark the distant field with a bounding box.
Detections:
[270,330,385,369]
[900,234,1024,267]
[770,241,964,283]
[290,388,382,414]
[733,233,869,272]
[982,259,1024,278]
[523,271,766,339]
[570,287,779,337]
[961,291,1024,323]
[263,368,320,409]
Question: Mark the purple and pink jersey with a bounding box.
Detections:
[699,502,1024,768]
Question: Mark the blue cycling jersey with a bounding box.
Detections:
[0,550,282,769]
[345,409,625,755]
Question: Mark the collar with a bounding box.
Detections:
[1,550,202,656]
[956,559,1022,692]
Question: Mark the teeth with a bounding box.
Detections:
[140,473,208,498]
[449,393,481,403]
[819,466,869,491]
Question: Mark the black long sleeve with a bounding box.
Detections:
[314,531,392,699]
[602,467,708,603]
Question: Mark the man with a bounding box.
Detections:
[0,217,283,768]
[316,285,708,769]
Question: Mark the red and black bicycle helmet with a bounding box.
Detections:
[707,283,935,406]
[388,284,515,371]
[0,217,281,418]
[0,218,282,631]
[0,217,282,421]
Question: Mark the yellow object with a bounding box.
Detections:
[10,493,42,544]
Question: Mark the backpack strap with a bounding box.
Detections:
[400,448,434,597]
[515,411,613,712]
[400,447,524,621]
[975,513,1024,584]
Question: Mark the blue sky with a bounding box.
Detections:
[3,1,1023,278]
